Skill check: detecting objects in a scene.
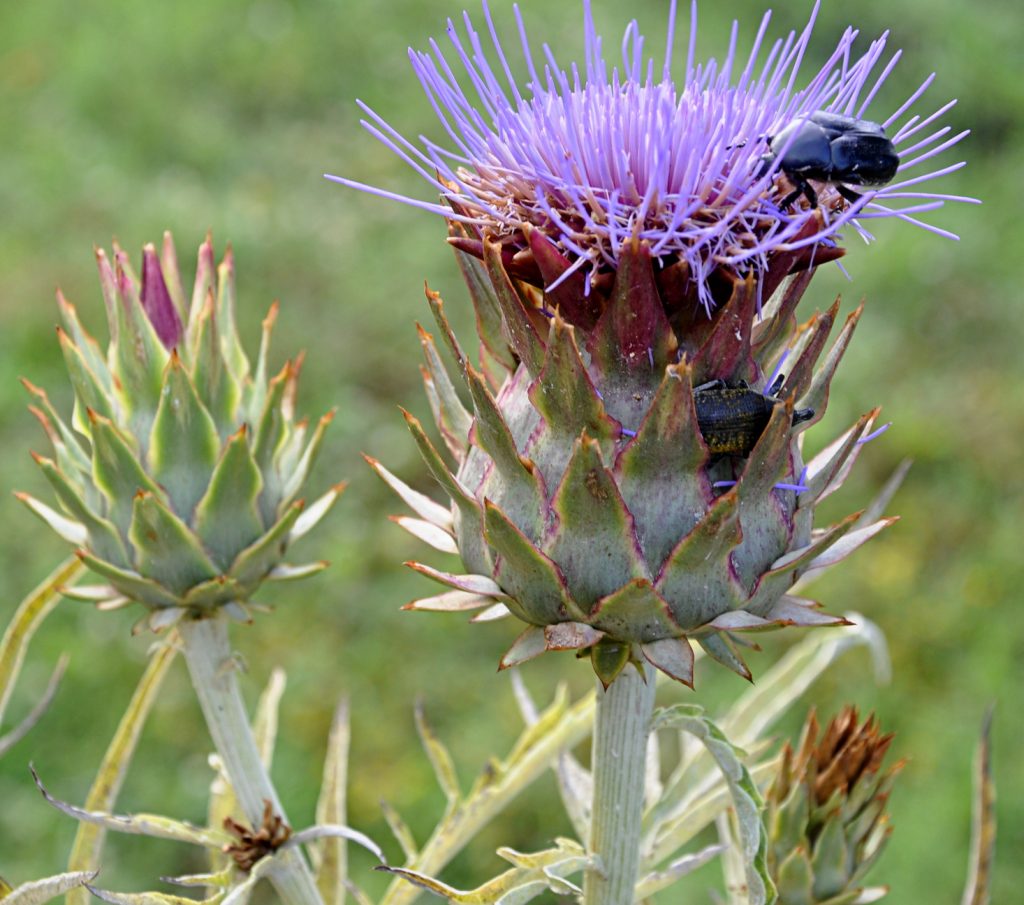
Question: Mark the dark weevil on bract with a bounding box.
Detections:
[694,374,814,458]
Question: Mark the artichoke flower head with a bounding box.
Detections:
[336,1,973,686]
[21,234,342,632]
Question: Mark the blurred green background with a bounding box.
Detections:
[0,0,1020,901]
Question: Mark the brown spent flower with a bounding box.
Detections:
[223,800,292,873]
[767,707,904,904]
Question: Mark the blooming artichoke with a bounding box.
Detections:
[766,707,901,904]
[344,3,971,685]
[20,234,341,631]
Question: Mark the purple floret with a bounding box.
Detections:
[329,0,974,311]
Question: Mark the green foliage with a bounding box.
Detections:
[0,0,1019,901]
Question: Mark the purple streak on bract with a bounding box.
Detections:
[328,1,974,311]
[141,244,184,350]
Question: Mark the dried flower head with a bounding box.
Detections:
[766,707,902,904]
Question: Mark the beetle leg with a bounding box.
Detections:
[836,184,863,205]
[779,185,803,209]
[792,408,815,425]
[766,373,786,396]
[779,174,818,209]
[693,379,728,393]
[800,180,819,208]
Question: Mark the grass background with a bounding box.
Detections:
[0,0,1020,901]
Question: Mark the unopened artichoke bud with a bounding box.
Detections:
[20,234,342,631]
[340,4,972,685]
[766,708,902,904]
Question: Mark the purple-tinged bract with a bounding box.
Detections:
[330,0,973,312]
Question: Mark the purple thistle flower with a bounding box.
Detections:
[328,0,975,311]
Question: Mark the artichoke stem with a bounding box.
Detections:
[584,660,657,905]
[179,612,324,905]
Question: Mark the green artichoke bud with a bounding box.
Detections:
[20,234,342,631]
[766,707,901,904]
[375,216,896,687]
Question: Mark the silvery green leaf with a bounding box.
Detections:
[380,685,594,905]
[555,752,592,843]
[206,753,234,880]
[508,672,591,841]
[0,557,83,729]
[380,799,418,862]
[221,854,279,905]
[160,864,234,888]
[645,729,663,812]
[341,879,375,905]
[56,290,110,392]
[0,654,66,759]
[311,696,352,900]
[643,757,780,869]
[380,839,592,904]
[0,871,95,904]
[66,644,177,905]
[253,668,286,770]
[634,842,727,899]
[651,705,775,905]
[721,618,890,747]
[58,584,121,603]
[643,622,884,855]
[285,824,384,863]
[415,702,461,807]
[84,886,220,905]
[31,766,231,848]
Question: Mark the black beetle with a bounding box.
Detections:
[694,374,814,458]
[760,111,900,209]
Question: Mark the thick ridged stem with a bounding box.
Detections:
[178,613,323,905]
[584,662,657,905]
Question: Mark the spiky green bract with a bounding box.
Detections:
[21,235,341,630]
[383,210,898,686]
[766,708,900,905]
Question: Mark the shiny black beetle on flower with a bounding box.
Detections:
[763,111,901,208]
